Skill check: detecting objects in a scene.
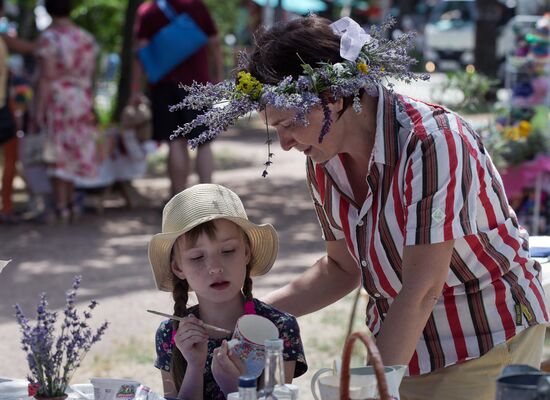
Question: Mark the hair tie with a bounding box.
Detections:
[244,300,256,315]
[170,327,177,345]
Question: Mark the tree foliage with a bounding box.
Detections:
[203,0,242,38]
[71,0,126,54]
[9,0,127,55]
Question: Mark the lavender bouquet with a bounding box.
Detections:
[14,276,108,398]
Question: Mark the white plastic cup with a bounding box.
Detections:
[90,378,140,400]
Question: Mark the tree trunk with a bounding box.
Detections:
[274,0,284,23]
[475,0,499,76]
[113,0,142,122]
[319,0,336,19]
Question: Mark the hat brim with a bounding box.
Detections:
[148,215,278,292]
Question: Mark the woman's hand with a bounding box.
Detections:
[211,340,247,395]
[173,314,209,368]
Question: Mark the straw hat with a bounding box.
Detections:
[148,184,279,292]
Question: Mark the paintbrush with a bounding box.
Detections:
[146,309,232,334]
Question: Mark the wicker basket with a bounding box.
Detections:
[339,331,391,400]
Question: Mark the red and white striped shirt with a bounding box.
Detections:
[306,86,549,375]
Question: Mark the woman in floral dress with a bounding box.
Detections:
[35,0,99,222]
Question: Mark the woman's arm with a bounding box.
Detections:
[263,239,360,316]
[2,35,36,54]
[34,51,57,129]
[130,38,147,105]
[374,240,454,366]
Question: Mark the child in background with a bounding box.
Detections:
[147,184,307,400]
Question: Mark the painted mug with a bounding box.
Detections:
[230,314,279,377]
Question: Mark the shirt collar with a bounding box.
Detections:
[372,85,401,167]
[319,85,402,176]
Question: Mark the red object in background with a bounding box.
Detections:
[1,135,17,214]
[500,155,550,199]
[357,6,382,18]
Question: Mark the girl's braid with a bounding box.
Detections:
[170,277,189,393]
[173,278,189,318]
[242,265,254,301]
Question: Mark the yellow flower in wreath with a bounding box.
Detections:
[357,63,369,74]
[236,71,263,101]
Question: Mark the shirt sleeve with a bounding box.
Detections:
[306,158,345,241]
[403,128,479,246]
[154,320,174,371]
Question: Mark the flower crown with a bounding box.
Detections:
[170,16,428,176]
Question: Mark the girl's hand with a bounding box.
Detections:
[211,340,247,395]
[173,314,209,368]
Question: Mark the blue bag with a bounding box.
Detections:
[138,0,208,83]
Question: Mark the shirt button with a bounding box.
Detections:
[358,220,364,226]
[382,312,387,317]
[361,260,367,267]
[374,293,381,298]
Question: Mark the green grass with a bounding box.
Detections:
[86,337,155,377]
[297,290,370,373]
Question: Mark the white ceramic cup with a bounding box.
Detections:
[231,314,279,377]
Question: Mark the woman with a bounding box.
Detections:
[35,0,99,222]
[172,16,549,400]
[0,3,36,224]
[131,0,222,197]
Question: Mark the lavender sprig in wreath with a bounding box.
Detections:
[14,276,108,398]
[170,16,428,175]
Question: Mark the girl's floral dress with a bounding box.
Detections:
[36,24,99,181]
[155,298,308,399]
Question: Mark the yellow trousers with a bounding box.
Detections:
[400,325,547,400]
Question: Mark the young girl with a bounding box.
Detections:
[148,183,307,399]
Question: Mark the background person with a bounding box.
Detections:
[0,0,16,223]
[34,0,100,223]
[0,0,36,224]
[131,0,223,198]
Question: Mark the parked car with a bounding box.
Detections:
[423,0,515,72]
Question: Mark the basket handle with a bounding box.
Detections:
[339,331,391,400]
